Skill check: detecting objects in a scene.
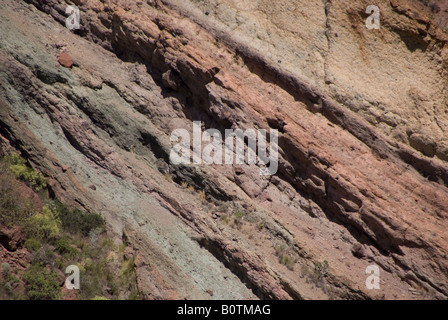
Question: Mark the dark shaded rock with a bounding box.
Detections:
[0,226,26,252]
[351,243,367,259]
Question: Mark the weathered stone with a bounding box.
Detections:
[0,226,26,252]
[58,52,74,68]
[1,0,448,300]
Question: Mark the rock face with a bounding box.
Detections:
[0,0,447,299]
[0,226,26,252]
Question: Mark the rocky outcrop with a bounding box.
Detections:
[0,226,26,252]
[1,0,447,299]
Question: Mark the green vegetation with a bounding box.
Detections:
[24,238,41,252]
[220,214,231,225]
[0,171,34,228]
[279,254,295,270]
[274,244,296,271]
[197,190,206,200]
[52,201,105,236]
[26,206,61,240]
[0,153,140,300]
[313,260,329,280]
[181,181,189,189]
[179,180,208,202]
[2,263,11,277]
[233,211,245,218]
[2,153,47,191]
[54,236,78,258]
[23,264,61,300]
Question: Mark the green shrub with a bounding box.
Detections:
[51,202,104,236]
[99,237,115,251]
[197,190,206,200]
[274,244,296,270]
[234,211,245,218]
[120,257,135,281]
[6,273,19,284]
[54,258,64,270]
[120,257,140,299]
[55,236,78,258]
[80,257,117,299]
[4,154,47,191]
[220,215,231,224]
[279,254,295,271]
[24,238,41,252]
[23,264,61,300]
[314,260,329,280]
[4,282,13,295]
[26,206,61,240]
[45,248,56,260]
[29,247,55,266]
[0,172,34,227]
[1,263,11,276]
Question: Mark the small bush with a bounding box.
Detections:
[1,263,11,276]
[220,215,231,225]
[88,228,103,245]
[234,211,245,218]
[52,202,104,236]
[24,238,41,252]
[197,190,206,200]
[120,257,135,281]
[4,282,13,295]
[26,206,61,240]
[54,258,64,270]
[99,237,115,251]
[55,236,78,258]
[4,154,47,191]
[314,260,329,280]
[181,181,189,189]
[80,257,116,300]
[274,244,296,270]
[0,172,34,227]
[6,273,19,284]
[23,264,61,300]
[279,254,295,271]
[119,257,140,299]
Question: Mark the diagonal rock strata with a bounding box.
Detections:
[0,0,447,299]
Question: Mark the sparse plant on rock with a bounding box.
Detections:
[26,206,61,241]
[314,260,329,280]
[3,153,47,191]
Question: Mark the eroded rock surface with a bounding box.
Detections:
[1,0,447,299]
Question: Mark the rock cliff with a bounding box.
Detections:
[1,0,447,299]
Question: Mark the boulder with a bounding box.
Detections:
[58,52,74,68]
[0,226,26,252]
